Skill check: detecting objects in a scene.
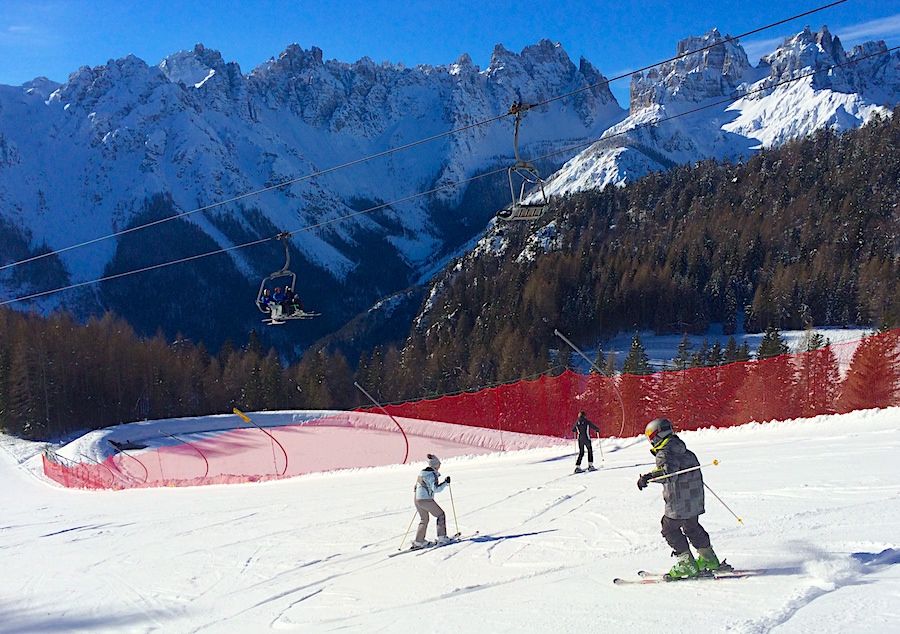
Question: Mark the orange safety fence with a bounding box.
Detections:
[366,329,900,439]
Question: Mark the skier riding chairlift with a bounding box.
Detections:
[255,232,319,325]
[496,101,551,222]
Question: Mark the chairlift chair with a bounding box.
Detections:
[496,102,551,222]
[255,232,320,325]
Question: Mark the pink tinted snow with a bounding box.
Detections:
[44,411,567,489]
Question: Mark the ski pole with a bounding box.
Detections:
[448,482,460,535]
[704,482,743,524]
[399,511,418,551]
[648,460,719,482]
[595,431,604,462]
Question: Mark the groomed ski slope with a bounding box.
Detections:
[2,407,899,633]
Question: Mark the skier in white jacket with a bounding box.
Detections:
[412,454,451,549]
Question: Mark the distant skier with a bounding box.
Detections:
[637,418,724,579]
[572,410,600,473]
[412,454,452,549]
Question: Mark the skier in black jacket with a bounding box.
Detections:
[572,411,600,473]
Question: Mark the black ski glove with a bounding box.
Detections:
[443,476,451,484]
[637,473,651,490]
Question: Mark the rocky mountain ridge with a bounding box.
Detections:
[543,25,900,196]
[1,25,898,357]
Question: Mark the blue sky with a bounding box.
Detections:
[1,1,898,106]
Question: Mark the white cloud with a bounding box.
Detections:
[834,13,900,45]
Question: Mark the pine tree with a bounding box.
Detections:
[723,287,738,335]
[708,340,724,367]
[797,337,840,416]
[798,329,827,353]
[838,330,900,412]
[691,339,711,368]
[673,334,692,371]
[757,326,789,360]
[723,337,740,365]
[622,333,653,375]
[7,338,42,438]
[594,345,607,375]
[604,347,618,376]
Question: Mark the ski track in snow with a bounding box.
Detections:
[730,554,866,633]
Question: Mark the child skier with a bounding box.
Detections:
[412,454,452,549]
[637,418,725,579]
[572,410,600,473]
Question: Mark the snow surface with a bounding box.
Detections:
[2,405,899,632]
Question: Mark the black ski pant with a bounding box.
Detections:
[575,437,593,466]
[661,514,710,554]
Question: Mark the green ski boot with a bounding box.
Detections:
[667,551,700,580]
[696,547,720,572]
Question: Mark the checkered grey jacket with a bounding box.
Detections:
[652,435,705,519]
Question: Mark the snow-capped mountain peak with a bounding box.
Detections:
[159,45,227,88]
[544,25,899,198]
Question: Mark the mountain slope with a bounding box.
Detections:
[2,407,898,631]
[0,41,624,352]
[399,108,900,398]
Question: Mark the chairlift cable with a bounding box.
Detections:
[0,114,510,274]
[0,169,504,306]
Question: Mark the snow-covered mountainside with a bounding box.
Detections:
[1,26,898,354]
[544,26,900,196]
[0,40,623,347]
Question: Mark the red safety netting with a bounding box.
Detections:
[41,411,568,490]
[368,329,900,439]
[41,330,899,490]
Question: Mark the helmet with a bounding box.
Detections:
[645,418,673,448]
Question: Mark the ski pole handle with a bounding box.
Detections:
[648,460,718,483]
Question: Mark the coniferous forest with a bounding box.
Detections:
[394,108,900,397]
[2,108,899,439]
